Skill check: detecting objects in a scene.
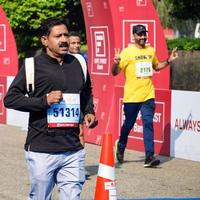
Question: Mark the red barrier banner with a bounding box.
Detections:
[115,87,171,156]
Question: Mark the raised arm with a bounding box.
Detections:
[153,47,179,71]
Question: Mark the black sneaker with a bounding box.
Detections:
[115,140,124,164]
[144,156,160,168]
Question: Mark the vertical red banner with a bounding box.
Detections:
[0,6,18,124]
[0,6,18,77]
[81,1,116,145]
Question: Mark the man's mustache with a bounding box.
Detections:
[139,38,147,42]
[59,42,69,48]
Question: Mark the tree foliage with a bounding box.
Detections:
[66,0,86,41]
[153,0,199,37]
[165,0,200,21]
[0,0,68,58]
[152,0,173,28]
[153,0,200,22]
[167,38,200,50]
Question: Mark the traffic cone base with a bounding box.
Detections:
[94,133,117,200]
[105,181,117,200]
[95,177,117,200]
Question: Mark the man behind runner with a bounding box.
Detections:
[112,24,178,167]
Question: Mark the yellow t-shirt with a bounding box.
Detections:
[119,45,159,103]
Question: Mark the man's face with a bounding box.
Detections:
[41,24,69,58]
[68,36,81,54]
[134,31,147,48]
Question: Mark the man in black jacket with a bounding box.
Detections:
[4,17,96,200]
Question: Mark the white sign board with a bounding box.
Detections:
[171,90,200,161]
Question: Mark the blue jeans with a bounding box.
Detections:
[25,149,86,200]
[119,98,155,158]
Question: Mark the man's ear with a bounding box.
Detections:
[41,36,48,47]
[131,34,136,44]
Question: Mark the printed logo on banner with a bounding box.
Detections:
[95,31,106,57]
[122,20,156,49]
[119,99,165,143]
[86,2,94,17]
[0,84,4,115]
[136,0,147,6]
[0,24,6,51]
[90,26,110,75]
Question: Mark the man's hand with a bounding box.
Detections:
[47,90,63,106]
[155,47,179,71]
[112,48,121,76]
[84,114,97,128]
[113,48,121,64]
[168,47,178,62]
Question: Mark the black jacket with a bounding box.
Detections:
[4,52,95,153]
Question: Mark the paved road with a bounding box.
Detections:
[0,124,200,200]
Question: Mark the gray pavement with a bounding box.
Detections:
[0,124,200,200]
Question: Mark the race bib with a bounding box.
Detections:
[136,62,153,78]
[47,93,80,128]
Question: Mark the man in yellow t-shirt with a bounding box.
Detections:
[112,24,178,167]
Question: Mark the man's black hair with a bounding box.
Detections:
[69,31,80,37]
[39,17,68,38]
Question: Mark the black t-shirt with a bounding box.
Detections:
[4,52,94,153]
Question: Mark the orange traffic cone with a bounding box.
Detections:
[94,133,117,200]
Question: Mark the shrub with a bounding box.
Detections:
[167,37,200,51]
